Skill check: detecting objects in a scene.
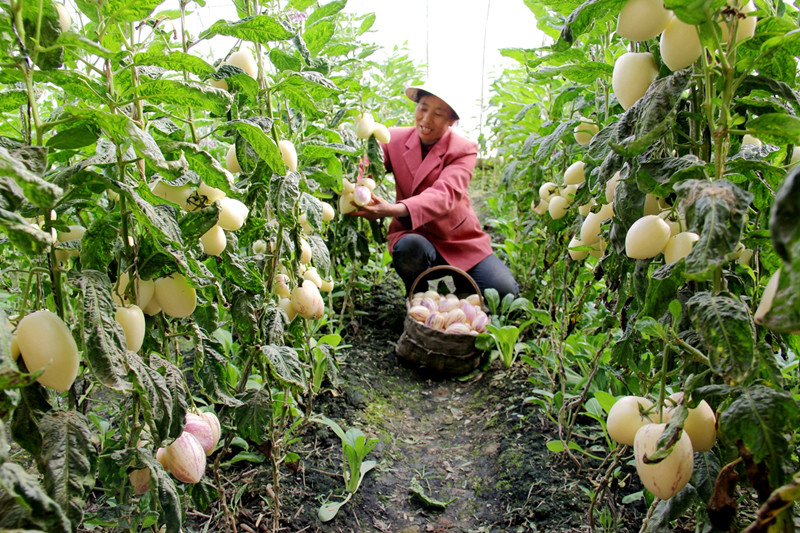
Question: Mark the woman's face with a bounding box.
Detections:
[414,94,456,145]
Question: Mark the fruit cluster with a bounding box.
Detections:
[614,0,757,110]
[354,112,391,144]
[407,291,490,335]
[155,411,222,485]
[338,177,381,214]
[606,394,716,500]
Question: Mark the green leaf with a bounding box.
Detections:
[719,385,797,476]
[272,72,342,119]
[149,117,185,141]
[46,123,100,150]
[81,212,121,272]
[758,20,800,55]
[100,0,163,23]
[486,324,521,367]
[233,388,272,444]
[299,192,323,233]
[270,172,302,226]
[208,66,260,101]
[188,480,219,512]
[134,46,215,77]
[130,187,184,246]
[9,386,50,458]
[22,0,64,70]
[303,19,335,55]
[358,13,376,35]
[634,317,667,341]
[676,179,753,281]
[0,461,71,531]
[531,62,613,84]
[593,390,617,414]
[288,0,316,9]
[0,207,55,256]
[686,292,755,382]
[8,145,49,177]
[0,147,62,209]
[260,345,305,391]
[0,90,26,113]
[345,428,377,457]
[408,476,455,510]
[740,75,800,115]
[611,109,677,157]
[220,252,264,294]
[637,156,708,197]
[230,291,259,346]
[133,238,194,287]
[669,300,683,324]
[57,32,114,60]
[534,121,573,161]
[300,140,358,160]
[306,0,346,26]
[191,326,239,407]
[0,173,25,211]
[262,304,286,345]
[770,167,800,264]
[127,80,232,115]
[140,453,182,533]
[555,0,627,52]
[178,204,219,243]
[269,48,303,72]
[745,39,798,86]
[761,267,800,334]
[318,498,348,522]
[747,114,800,145]
[161,143,234,194]
[38,411,95,528]
[127,352,178,444]
[227,119,283,172]
[693,450,721,502]
[643,483,698,532]
[646,260,687,319]
[152,352,188,438]
[61,107,187,177]
[365,137,386,184]
[546,440,584,453]
[664,0,721,24]
[612,75,691,156]
[199,15,294,43]
[311,415,347,442]
[69,271,131,391]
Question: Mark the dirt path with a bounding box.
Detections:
[276,281,605,533]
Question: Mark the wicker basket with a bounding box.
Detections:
[395,265,486,375]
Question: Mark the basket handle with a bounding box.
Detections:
[408,265,483,307]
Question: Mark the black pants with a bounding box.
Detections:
[392,234,519,299]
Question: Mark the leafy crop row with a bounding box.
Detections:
[482,0,800,529]
[0,0,424,530]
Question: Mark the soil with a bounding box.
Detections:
[190,277,651,533]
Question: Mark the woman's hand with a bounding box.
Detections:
[348,193,408,221]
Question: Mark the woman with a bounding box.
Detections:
[351,84,519,299]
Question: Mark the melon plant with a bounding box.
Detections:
[0,0,405,530]
[482,0,800,528]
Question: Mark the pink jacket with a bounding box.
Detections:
[383,126,493,271]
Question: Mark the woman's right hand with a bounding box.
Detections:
[349,193,408,221]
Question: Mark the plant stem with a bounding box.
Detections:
[565,335,613,446]
[179,0,199,144]
[673,336,711,366]
[656,344,670,421]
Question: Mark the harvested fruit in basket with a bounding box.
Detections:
[408,291,489,334]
